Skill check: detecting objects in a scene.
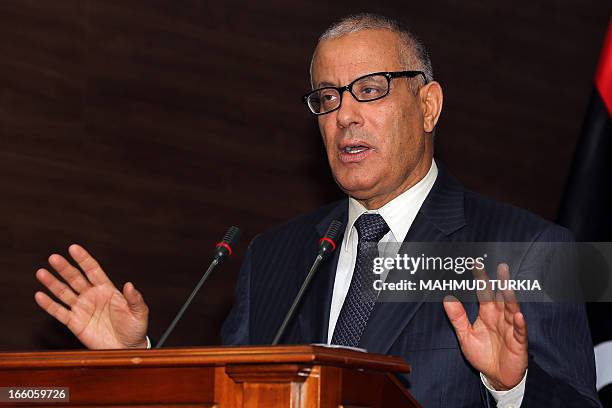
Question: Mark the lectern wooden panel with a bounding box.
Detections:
[0,345,420,407]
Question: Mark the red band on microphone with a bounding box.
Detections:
[216,242,233,256]
[319,237,336,252]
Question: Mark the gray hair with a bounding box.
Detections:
[309,13,434,89]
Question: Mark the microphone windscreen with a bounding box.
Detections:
[324,220,343,242]
[221,226,241,249]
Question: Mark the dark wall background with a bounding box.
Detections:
[0,1,609,350]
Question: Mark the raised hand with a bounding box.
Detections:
[443,263,528,390]
[34,244,149,349]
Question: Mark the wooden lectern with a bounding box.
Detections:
[0,345,421,407]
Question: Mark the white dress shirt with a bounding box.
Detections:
[326,159,526,408]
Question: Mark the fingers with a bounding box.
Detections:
[123,282,149,317]
[34,291,70,325]
[35,268,79,307]
[68,244,112,286]
[493,264,527,344]
[48,254,91,294]
[497,264,521,320]
[443,295,471,340]
[472,266,494,303]
[513,312,528,345]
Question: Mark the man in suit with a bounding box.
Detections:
[34,13,600,407]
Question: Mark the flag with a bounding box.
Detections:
[557,16,612,405]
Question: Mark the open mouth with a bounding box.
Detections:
[338,143,373,163]
[343,145,370,154]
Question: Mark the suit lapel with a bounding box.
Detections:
[359,163,468,354]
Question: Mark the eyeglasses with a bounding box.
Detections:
[302,71,427,115]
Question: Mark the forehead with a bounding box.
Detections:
[311,29,403,87]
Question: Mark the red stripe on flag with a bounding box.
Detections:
[595,17,612,116]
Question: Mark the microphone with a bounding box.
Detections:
[214,226,241,261]
[318,220,342,257]
[156,226,241,348]
[272,220,343,345]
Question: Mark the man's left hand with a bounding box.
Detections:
[443,263,528,390]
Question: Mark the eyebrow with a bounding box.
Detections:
[314,72,384,89]
[315,81,337,89]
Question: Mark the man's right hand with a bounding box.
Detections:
[34,244,149,350]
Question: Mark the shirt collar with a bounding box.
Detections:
[344,159,439,247]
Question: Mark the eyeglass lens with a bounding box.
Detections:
[307,74,389,114]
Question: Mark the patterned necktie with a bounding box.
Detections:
[331,213,390,347]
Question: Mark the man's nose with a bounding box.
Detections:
[335,90,364,128]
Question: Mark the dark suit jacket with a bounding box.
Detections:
[221,164,601,407]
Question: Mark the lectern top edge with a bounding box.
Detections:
[0,344,411,373]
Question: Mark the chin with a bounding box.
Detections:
[332,166,384,193]
[336,180,379,200]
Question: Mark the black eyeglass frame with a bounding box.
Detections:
[302,70,428,116]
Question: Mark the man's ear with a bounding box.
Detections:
[420,81,443,133]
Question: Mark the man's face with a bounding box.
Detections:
[311,29,435,210]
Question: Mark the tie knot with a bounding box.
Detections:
[355,213,390,243]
